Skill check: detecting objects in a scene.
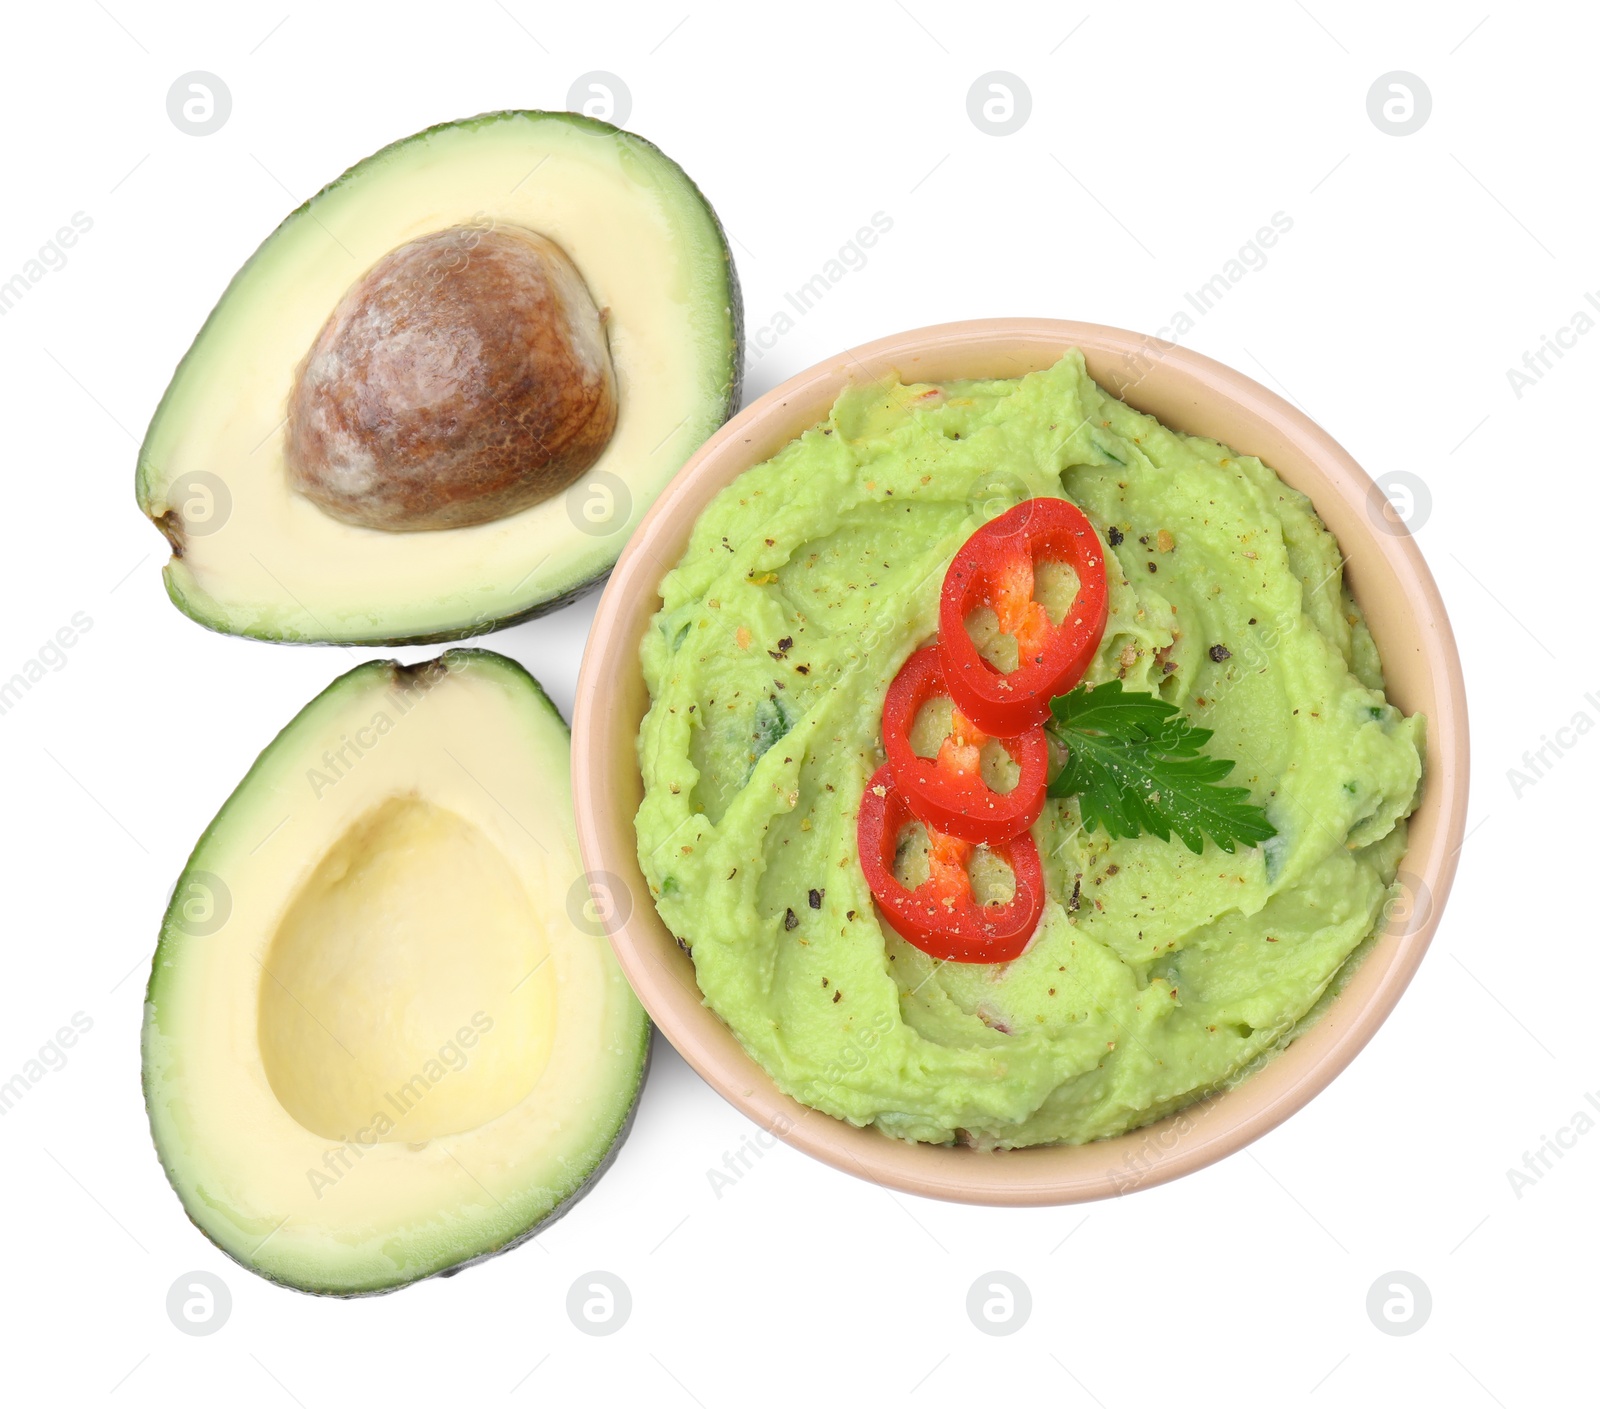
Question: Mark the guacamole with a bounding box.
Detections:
[635,353,1424,1148]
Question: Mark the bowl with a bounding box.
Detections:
[571,318,1469,1205]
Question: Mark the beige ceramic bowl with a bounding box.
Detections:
[571,319,1469,1205]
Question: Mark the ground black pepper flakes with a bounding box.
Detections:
[808,888,824,909]
[1107,526,1124,546]
[784,908,798,930]
[1069,878,1082,912]
[1209,644,1232,662]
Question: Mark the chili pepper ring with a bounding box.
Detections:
[938,496,1110,736]
[856,765,1045,964]
[881,645,1048,844]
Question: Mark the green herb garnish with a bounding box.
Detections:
[739,694,796,787]
[1046,680,1277,855]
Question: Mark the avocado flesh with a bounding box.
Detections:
[136,111,743,644]
[142,650,650,1295]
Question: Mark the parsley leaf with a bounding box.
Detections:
[1046,680,1277,855]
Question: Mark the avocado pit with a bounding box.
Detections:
[285,223,618,532]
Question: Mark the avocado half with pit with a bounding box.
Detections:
[142,650,649,1295]
[136,111,742,644]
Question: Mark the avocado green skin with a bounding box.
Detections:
[144,1044,653,1300]
[136,111,745,647]
[158,564,614,649]
[141,649,653,1295]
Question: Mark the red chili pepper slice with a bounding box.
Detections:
[881,645,1048,844]
[939,497,1109,737]
[856,764,1045,964]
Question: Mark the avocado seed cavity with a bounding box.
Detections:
[285,224,618,532]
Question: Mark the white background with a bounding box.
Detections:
[1,1,1591,1403]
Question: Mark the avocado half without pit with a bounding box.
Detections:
[142,650,649,1295]
[136,111,743,644]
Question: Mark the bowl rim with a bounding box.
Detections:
[571,318,1469,1206]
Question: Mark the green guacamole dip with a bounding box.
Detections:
[635,353,1424,1148]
